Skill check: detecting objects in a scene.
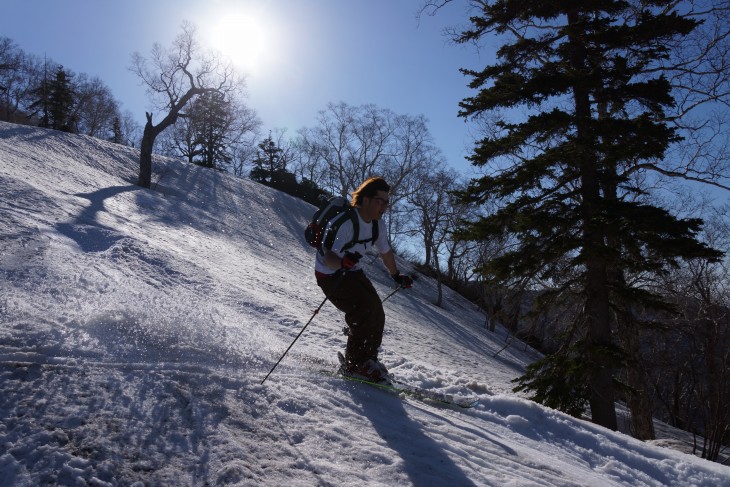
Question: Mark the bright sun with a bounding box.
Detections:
[209,13,269,75]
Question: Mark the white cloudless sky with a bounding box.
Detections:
[2,0,494,176]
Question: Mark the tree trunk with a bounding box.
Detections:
[568,8,617,431]
[607,226,655,438]
[423,218,433,268]
[584,260,618,430]
[602,155,654,439]
[433,247,443,307]
[624,327,656,439]
[138,114,156,188]
[484,286,496,332]
[137,88,210,188]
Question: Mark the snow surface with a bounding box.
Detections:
[1,121,728,486]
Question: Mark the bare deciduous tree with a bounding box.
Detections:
[296,101,443,246]
[73,74,120,138]
[408,169,457,306]
[649,209,730,461]
[129,21,243,188]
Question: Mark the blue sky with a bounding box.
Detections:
[2,0,492,176]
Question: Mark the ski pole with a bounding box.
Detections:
[381,285,401,304]
[261,296,328,385]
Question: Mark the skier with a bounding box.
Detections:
[315,177,413,382]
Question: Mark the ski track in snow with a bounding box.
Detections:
[1,122,729,486]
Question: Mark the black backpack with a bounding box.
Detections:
[304,196,379,253]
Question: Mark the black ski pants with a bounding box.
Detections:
[316,270,385,366]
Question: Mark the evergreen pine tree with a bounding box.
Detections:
[191,91,232,169]
[110,117,124,144]
[455,1,723,430]
[250,134,285,184]
[47,66,75,132]
[29,60,51,129]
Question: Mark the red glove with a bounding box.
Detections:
[341,251,362,270]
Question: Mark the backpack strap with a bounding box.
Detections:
[321,208,358,255]
[342,212,379,252]
[340,209,361,253]
[322,208,379,254]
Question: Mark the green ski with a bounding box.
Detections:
[322,369,480,409]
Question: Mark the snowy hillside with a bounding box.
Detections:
[1,121,728,486]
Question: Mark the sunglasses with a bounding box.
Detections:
[371,197,389,207]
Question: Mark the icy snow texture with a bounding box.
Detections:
[1,122,728,486]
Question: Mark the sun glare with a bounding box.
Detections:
[209,13,269,75]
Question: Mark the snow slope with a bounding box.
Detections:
[1,121,728,486]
